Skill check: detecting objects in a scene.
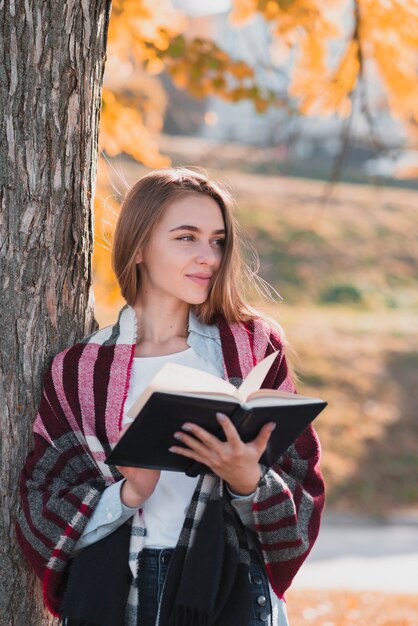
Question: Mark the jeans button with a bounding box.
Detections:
[259,611,269,622]
[257,595,266,606]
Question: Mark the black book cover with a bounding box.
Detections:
[105,392,326,474]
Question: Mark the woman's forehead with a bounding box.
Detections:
[161,194,225,229]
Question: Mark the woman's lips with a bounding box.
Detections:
[186,275,211,286]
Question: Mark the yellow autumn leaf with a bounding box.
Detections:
[230,0,258,25]
[254,97,270,113]
[230,60,255,80]
[145,57,165,75]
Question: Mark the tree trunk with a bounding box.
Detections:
[0,1,112,623]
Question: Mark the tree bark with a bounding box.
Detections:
[0,1,112,623]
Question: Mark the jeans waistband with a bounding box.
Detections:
[140,547,174,565]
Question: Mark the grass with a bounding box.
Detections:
[269,304,418,515]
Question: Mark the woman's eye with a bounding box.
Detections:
[176,236,225,246]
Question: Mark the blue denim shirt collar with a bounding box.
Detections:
[187,310,221,342]
[186,310,224,376]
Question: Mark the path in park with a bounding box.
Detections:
[291,511,418,593]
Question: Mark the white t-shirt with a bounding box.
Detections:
[123,347,221,548]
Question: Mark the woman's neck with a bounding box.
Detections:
[132,300,190,348]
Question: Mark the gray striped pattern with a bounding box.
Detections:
[18,432,104,573]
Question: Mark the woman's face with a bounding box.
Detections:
[135,193,226,306]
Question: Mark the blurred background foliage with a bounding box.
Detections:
[93,0,418,516]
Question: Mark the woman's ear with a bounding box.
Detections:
[135,249,142,264]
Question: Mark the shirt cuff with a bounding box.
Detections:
[83,479,136,535]
[225,483,256,501]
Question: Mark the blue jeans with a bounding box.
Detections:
[137,548,272,625]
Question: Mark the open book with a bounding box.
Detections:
[105,350,327,474]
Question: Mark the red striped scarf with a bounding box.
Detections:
[16,305,324,618]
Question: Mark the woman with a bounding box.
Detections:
[17,168,325,626]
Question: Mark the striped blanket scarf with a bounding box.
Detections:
[16,305,324,623]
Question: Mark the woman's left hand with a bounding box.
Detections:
[169,413,276,495]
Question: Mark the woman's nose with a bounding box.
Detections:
[195,242,218,264]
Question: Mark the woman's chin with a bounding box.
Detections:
[187,297,208,305]
[182,292,209,305]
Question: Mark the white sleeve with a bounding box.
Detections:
[72,480,138,555]
[226,484,256,530]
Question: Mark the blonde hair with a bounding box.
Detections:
[112,168,277,326]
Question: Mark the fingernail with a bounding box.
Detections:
[168,447,176,453]
[182,423,193,431]
[173,432,183,440]
[269,422,276,431]
[216,412,225,421]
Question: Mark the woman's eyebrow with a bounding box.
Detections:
[169,225,226,235]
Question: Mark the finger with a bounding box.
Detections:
[173,430,210,456]
[215,413,242,447]
[251,422,276,454]
[168,444,206,463]
[180,422,224,451]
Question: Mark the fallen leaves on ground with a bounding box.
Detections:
[286,589,418,625]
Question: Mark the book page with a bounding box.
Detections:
[247,388,299,401]
[245,392,325,408]
[235,350,280,403]
[126,362,237,418]
[159,390,240,403]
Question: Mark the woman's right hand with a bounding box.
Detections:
[116,424,161,508]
